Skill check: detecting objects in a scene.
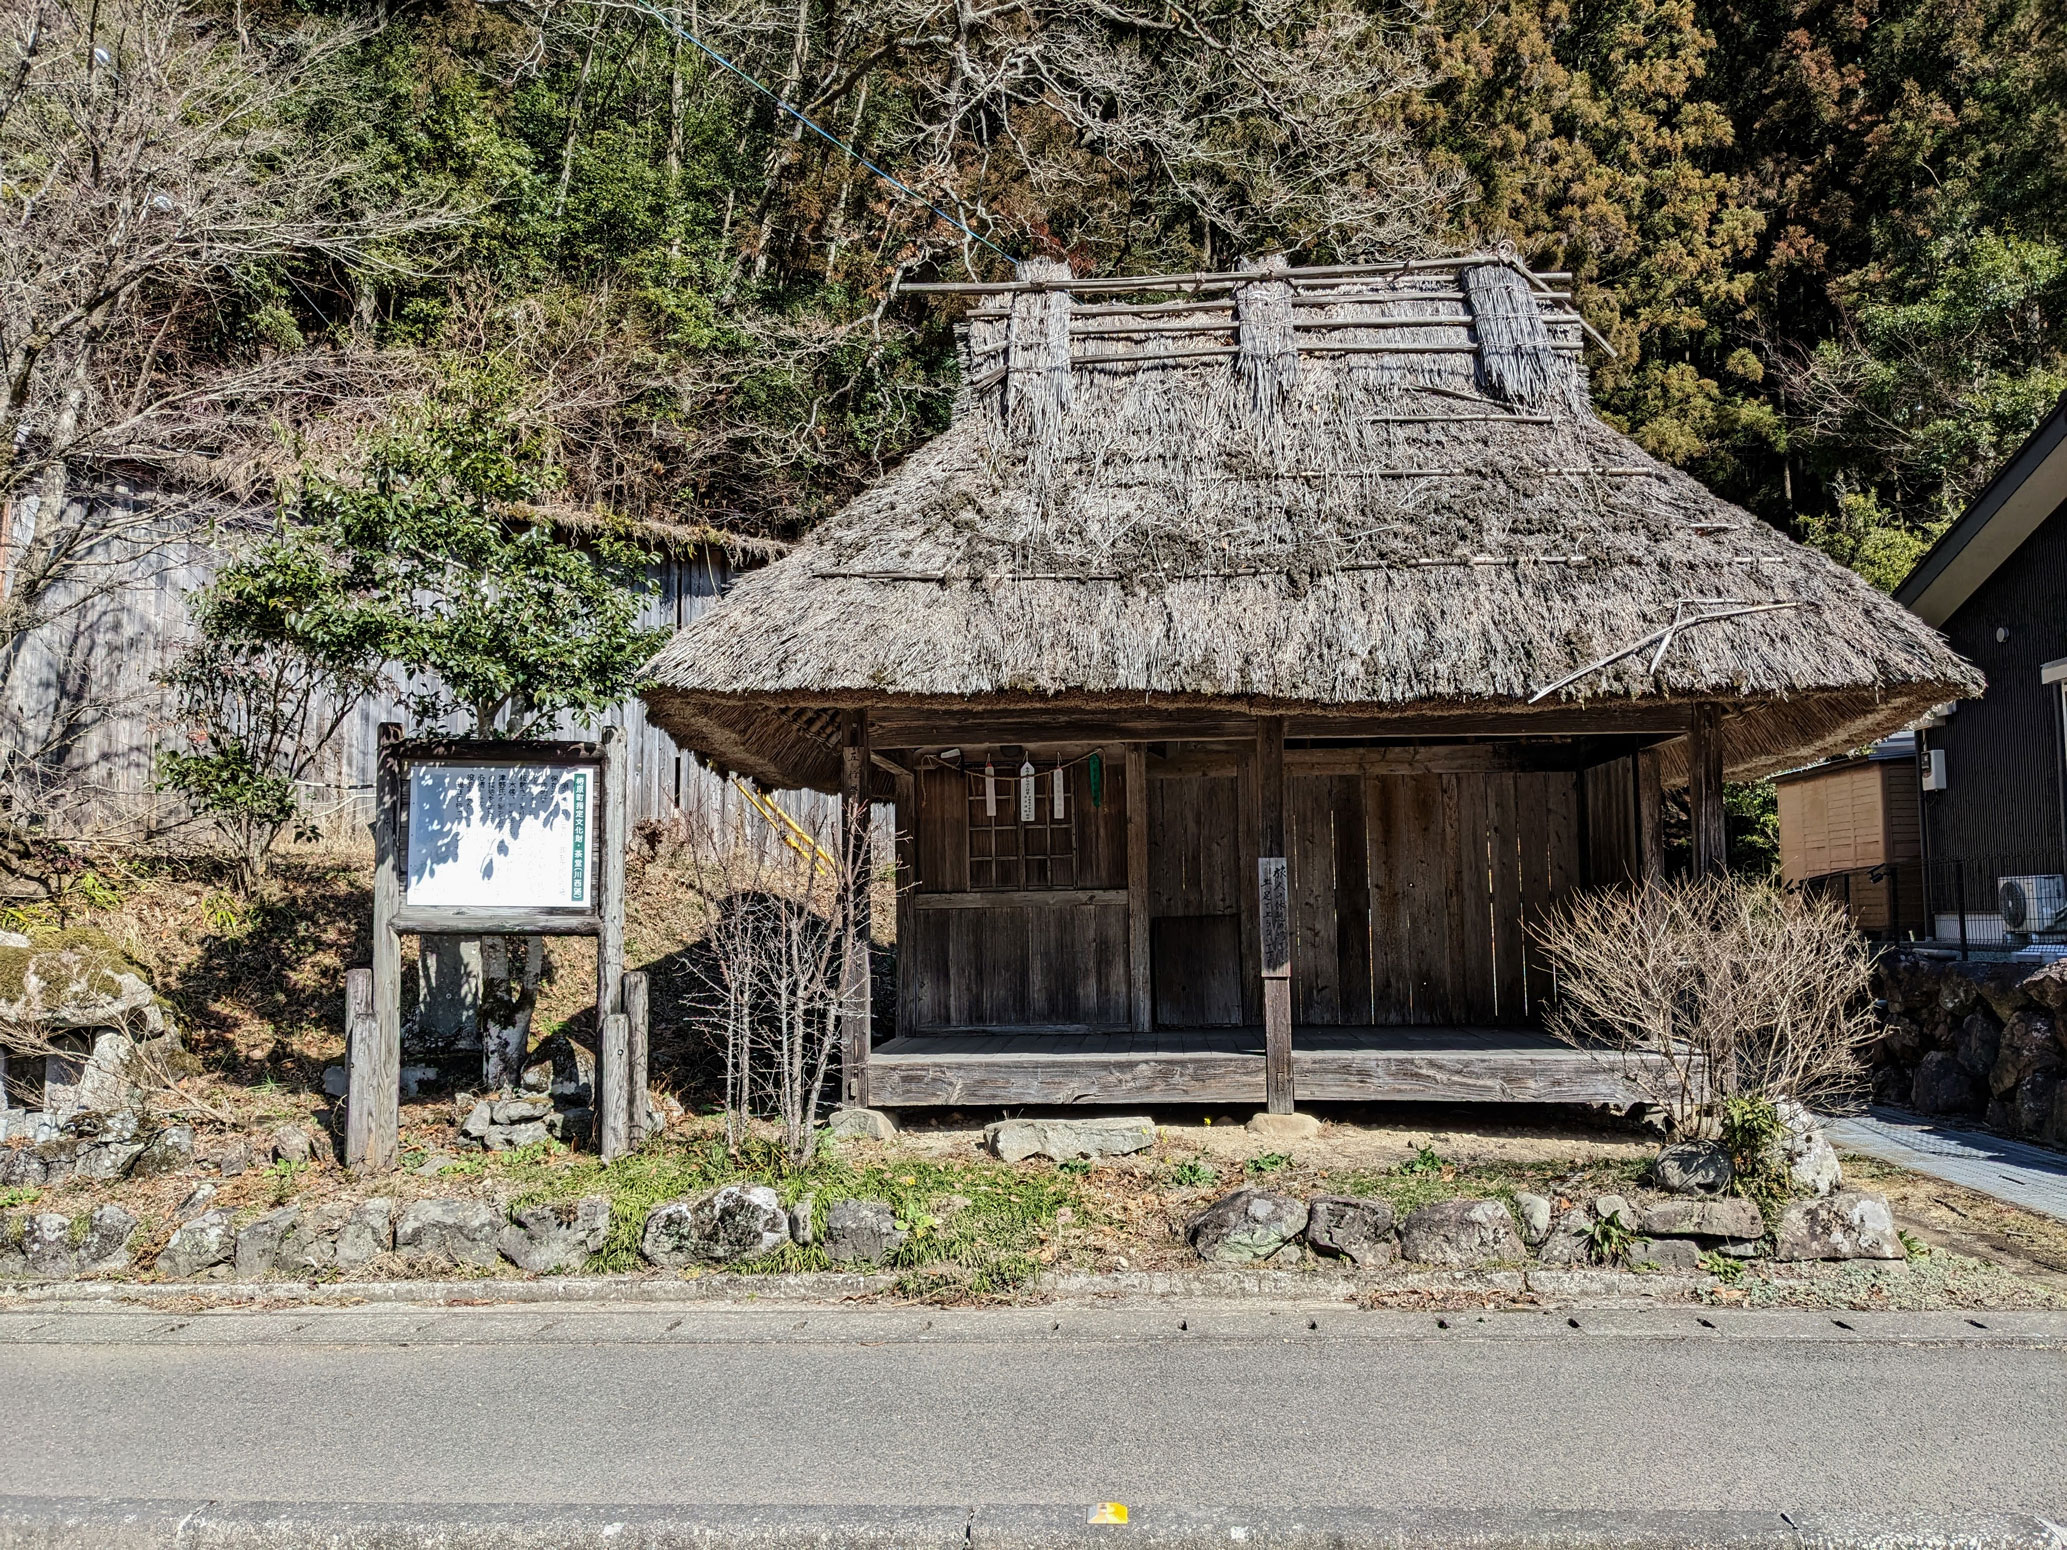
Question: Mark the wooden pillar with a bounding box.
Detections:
[1257,716,1294,1114]
[623,969,649,1144]
[1689,704,1727,876]
[349,724,403,1173]
[1634,747,1665,881]
[1125,744,1151,1033]
[596,725,628,1155]
[839,709,873,1108]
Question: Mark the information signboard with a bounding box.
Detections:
[404,761,597,911]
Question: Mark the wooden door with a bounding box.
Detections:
[1148,771,1245,1026]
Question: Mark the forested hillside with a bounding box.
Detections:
[7,0,2064,592]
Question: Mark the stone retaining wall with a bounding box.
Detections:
[1873,953,2067,1147]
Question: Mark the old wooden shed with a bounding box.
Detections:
[640,253,1977,1113]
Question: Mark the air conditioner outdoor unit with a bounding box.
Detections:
[1997,875,2067,934]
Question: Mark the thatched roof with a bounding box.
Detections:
[643,253,1978,792]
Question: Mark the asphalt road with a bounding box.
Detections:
[1,1300,2064,1521]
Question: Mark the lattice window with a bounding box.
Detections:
[966,761,1075,889]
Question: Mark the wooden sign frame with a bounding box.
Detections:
[346,723,630,1173]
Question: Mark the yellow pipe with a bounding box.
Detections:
[729,778,839,873]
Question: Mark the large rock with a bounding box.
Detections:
[1399,1198,1524,1267]
[2021,958,2067,1016]
[1631,1236,1704,1271]
[1533,1212,1596,1266]
[1774,1099,1843,1197]
[270,1125,314,1166]
[821,1198,908,1265]
[234,1205,304,1278]
[394,1199,503,1268]
[76,1205,138,1273]
[1954,1011,2001,1081]
[335,1199,395,1269]
[1912,1050,1985,1116]
[1654,1140,1734,1197]
[1991,1012,2061,1098]
[985,1116,1155,1163]
[132,1124,195,1178]
[1772,1191,1903,1262]
[1511,1192,1553,1247]
[2015,1074,2060,1140]
[159,1210,236,1279]
[1974,964,2036,1022]
[277,1203,353,1275]
[826,1108,898,1141]
[1185,1190,1309,1263]
[499,1197,612,1273]
[21,1213,77,1277]
[1305,1195,1397,1265]
[641,1185,790,1267]
[1638,1197,1765,1240]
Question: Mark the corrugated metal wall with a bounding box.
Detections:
[1,506,841,843]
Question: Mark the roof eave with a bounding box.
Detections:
[1896,392,2067,628]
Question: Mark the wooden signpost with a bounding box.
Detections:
[346,724,637,1173]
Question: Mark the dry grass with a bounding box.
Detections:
[644,262,1976,795]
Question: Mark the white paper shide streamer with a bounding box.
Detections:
[984,758,996,818]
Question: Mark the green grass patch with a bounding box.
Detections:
[484,1128,1077,1297]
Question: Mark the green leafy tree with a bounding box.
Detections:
[160,373,664,892]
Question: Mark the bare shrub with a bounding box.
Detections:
[1534,875,1877,1129]
[683,805,860,1170]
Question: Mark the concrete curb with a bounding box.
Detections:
[2,1498,2063,1549]
[0,1264,1716,1310]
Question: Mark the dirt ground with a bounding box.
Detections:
[8,845,2067,1309]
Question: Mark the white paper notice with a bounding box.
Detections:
[405,762,595,909]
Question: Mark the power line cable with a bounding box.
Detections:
[620,0,1015,265]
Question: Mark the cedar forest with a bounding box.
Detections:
[4,0,2064,851]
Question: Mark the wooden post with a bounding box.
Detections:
[350,723,404,1173]
[1257,716,1294,1114]
[1125,744,1151,1033]
[595,725,628,1146]
[839,710,873,1109]
[598,1012,630,1160]
[1635,747,1664,881]
[623,969,649,1144]
[1689,704,1727,876]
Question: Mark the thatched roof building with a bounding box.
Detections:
[645,253,1976,794]
[639,251,1979,1116]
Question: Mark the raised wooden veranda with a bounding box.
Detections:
[831,701,1729,1113]
[870,1028,1658,1107]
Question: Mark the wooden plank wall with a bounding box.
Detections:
[1286,770,1592,1027]
[0,520,819,838]
[906,754,1131,1030]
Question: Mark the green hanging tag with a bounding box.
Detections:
[1088,750,1103,809]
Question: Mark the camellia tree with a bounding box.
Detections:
[161,372,665,892]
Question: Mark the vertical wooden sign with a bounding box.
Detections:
[1257,856,1290,979]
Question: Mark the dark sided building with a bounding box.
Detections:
[1897,392,2067,941]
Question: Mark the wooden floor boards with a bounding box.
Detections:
[869,1026,1652,1107]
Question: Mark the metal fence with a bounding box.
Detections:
[1800,854,2067,957]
